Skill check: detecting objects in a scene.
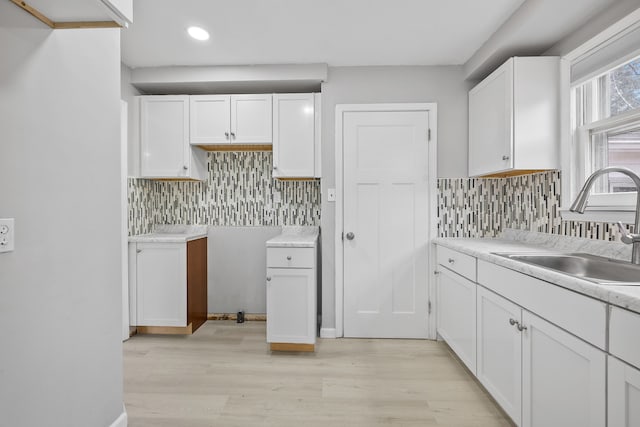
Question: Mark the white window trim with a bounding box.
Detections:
[561,13,640,224]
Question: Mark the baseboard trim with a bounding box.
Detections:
[109,406,127,427]
[320,328,337,338]
[208,313,266,321]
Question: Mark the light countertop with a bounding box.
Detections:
[129,225,208,243]
[434,229,640,313]
[266,226,319,248]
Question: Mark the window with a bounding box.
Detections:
[572,56,640,209]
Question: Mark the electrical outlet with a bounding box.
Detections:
[0,218,14,253]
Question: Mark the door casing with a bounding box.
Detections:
[334,103,438,339]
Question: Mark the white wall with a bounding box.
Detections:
[319,66,470,331]
[0,4,124,426]
[121,63,141,176]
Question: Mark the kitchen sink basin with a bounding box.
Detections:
[492,252,640,285]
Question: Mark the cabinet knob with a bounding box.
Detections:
[517,323,528,332]
[286,255,292,261]
[502,155,510,161]
[183,165,188,170]
[273,165,278,170]
[448,258,455,264]
[346,232,355,241]
[266,277,271,282]
[136,249,142,254]
[509,318,517,326]
[225,132,229,139]
[230,132,236,138]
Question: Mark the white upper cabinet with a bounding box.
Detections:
[469,57,560,177]
[190,94,272,145]
[272,93,321,178]
[190,95,230,144]
[231,94,272,144]
[139,95,207,180]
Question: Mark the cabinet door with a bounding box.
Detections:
[468,59,513,177]
[609,356,640,427]
[272,93,315,178]
[266,267,316,344]
[140,96,189,178]
[436,268,476,373]
[522,311,606,427]
[476,286,522,425]
[189,95,231,145]
[136,243,187,327]
[230,94,272,144]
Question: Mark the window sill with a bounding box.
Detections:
[560,208,635,224]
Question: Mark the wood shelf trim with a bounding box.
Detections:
[195,144,273,152]
[270,343,315,352]
[137,323,194,335]
[476,169,552,178]
[10,0,120,29]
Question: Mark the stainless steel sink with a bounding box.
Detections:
[492,252,640,285]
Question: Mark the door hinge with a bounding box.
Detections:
[428,128,431,141]
[428,300,432,315]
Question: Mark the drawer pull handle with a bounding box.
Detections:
[509,318,517,326]
[286,256,292,261]
[448,258,455,264]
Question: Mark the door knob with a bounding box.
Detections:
[346,232,355,240]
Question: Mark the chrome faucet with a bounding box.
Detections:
[569,166,640,264]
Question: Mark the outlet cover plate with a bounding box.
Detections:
[0,218,14,253]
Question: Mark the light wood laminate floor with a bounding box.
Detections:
[124,321,513,426]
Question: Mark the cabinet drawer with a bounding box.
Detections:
[610,306,640,369]
[437,245,477,281]
[477,260,607,349]
[267,247,314,268]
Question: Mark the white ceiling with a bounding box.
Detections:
[120,0,526,68]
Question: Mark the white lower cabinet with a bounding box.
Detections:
[135,242,187,327]
[521,311,606,427]
[265,243,317,351]
[475,286,606,427]
[266,268,315,344]
[608,356,640,427]
[476,287,522,425]
[436,267,476,373]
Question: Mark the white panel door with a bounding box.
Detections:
[343,110,429,338]
[522,311,606,427]
[140,96,189,177]
[136,243,187,327]
[230,94,272,144]
[272,93,315,178]
[609,356,640,427]
[437,268,477,373]
[476,286,522,425]
[189,95,231,144]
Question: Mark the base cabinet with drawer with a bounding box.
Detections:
[436,245,478,373]
[436,244,608,427]
[266,242,317,352]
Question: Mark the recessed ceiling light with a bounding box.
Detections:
[187,26,210,41]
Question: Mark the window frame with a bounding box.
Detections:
[563,49,640,223]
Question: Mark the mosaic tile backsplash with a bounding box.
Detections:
[437,170,634,241]
[128,152,321,235]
